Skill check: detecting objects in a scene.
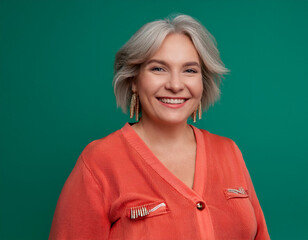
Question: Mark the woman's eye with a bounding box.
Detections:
[151,67,165,72]
[185,69,198,73]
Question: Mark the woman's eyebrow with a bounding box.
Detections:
[145,59,169,67]
[146,59,200,68]
[183,62,200,68]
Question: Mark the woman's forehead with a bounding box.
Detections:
[145,34,200,64]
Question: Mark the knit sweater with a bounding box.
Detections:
[49,123,270,240]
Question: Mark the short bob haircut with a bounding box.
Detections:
[113,14,229,113]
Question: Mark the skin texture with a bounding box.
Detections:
[132,33,203,189]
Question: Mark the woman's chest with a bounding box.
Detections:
[152,143,197,190]
[158,154,196,190]
[102,155,257,240]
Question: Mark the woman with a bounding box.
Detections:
[49,14,270,239]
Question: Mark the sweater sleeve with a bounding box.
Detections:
[232,141,271,240]
[49,155,110,240]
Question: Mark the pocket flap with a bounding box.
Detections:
[224,187,249,199]
[126,201,168,220]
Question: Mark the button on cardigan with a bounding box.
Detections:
[49,123,270,240]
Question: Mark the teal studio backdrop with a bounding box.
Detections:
[1,0,307,239]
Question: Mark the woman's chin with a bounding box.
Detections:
[153,115,190,126]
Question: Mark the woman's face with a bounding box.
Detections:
[133,33,203,125]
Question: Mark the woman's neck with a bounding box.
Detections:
[131,117,195,148]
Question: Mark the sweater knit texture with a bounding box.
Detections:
[49,123,270,240]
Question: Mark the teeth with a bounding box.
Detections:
[159,98,185,104]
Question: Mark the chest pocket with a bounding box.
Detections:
[221,187,257,238]
[109,199,170,240]
[126,201,169,220]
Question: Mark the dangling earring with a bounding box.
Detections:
[192,110,197,123]
[135,94,139,121]
[198,101,202,120]
[192,101,202,123]
[130,92,139,121]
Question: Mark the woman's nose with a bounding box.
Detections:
[165,73,184,93]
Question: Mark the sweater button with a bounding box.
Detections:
[196,202,205,210]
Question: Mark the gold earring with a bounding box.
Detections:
[198,101,202,120]
[130,92,139,121]
[192,101,202,123]
[135,94,139,121]
[192,110,197,123]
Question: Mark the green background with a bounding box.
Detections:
[1,0,307,239]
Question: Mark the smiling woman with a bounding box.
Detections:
[49,14,270,240]
[133,33,203,127]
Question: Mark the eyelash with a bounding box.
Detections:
[185,69,198,73]
[151,67,165,72]
[150,67,198,73]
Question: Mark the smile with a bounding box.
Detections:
[157,98,186,104]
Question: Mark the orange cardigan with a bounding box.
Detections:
[49,123,270,240]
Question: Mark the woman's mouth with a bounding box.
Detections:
[157,98,187,104]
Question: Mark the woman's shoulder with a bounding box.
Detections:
[197,127,245,167]
[78,127,127,164]
[197,127,236,146]
[196,127,243,157]
[199,126,243,159]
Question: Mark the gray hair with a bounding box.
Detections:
[113,14,229,113]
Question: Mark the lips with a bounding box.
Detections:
[157,97,187,104]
